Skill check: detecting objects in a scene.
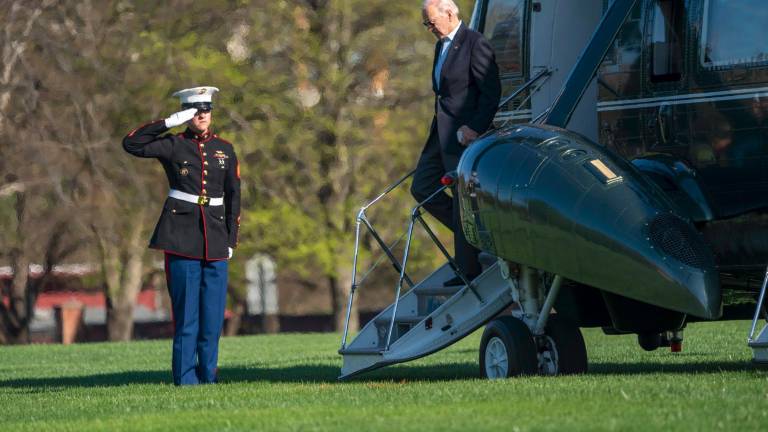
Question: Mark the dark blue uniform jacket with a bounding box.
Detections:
[123,120,241,260]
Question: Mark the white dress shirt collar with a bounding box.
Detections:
[444,20,462,42]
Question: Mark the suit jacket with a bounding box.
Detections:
[431,22,501,156]
[123,121,241,260]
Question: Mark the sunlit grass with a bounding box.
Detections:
[1,321,767,431]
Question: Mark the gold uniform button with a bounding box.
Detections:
[203,180,207,185]
[203,152,207,156]
[203,170,208,175]
[172,209,176,214]
[202,189,207,194]
[204,161,209,166]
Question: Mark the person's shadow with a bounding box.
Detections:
[0,357,761,389]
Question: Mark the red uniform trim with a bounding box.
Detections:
[195,133,210,259]
[213,134,234,146]
[217,134,241,244]
[161,250,227,261]
[198,131,215,144]
[152,248,203,260]
[127,119,164,137]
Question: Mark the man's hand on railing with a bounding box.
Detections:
[457,125,479,147]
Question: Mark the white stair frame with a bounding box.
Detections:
[748,265,768,364]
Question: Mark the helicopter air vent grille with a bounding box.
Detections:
[648,213,710,269]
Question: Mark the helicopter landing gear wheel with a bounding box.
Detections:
[538,314,588,375]
[480,316,538,379]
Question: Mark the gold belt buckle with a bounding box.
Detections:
[197,195,210,206]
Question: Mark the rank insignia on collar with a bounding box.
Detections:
[180,167,189,176]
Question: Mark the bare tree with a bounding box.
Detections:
[0,0,160,342]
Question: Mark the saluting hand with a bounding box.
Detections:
[457,125,479,146]
[164,108,198,128]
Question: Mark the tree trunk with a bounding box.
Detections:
[1,190,32,344]
[224,301,244,336]
[6,250,31,344]
[99,216,146,342]
[107,303,135,341]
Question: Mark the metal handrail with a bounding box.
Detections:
[384,176,484,351]
[361,169,416,212]
[341,169,416,349]
[532,108,550,124]
[748,265,768,343]
[497,68,551,110]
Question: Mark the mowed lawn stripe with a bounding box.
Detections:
[1,321,767,431]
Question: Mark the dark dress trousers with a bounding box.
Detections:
[411,22,501,277]
[123,120,241,260]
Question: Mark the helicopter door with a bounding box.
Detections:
[529,0,603,141]
[472,0,530,124]
[642,0,689,156]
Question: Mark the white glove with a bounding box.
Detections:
[164,108,198,128]
[228,247,233,259]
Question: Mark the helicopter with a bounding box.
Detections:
[338,0,768,379]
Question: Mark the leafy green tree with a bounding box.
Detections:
[228,0,454,331]
[1,0,479,343]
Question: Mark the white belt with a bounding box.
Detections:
[169,189,224,206]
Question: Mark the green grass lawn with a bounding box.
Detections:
[1,320,767,431]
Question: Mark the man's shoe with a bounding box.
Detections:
[443,275,478,287]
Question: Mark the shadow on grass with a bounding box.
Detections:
[0,363,479,389]
[0,360,761,389]
[589,360,760,375]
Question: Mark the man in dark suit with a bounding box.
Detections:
[412,0,501,286]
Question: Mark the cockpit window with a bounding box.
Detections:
[481,0,526,76]
[650,0,685,82]
[700,0,768,69]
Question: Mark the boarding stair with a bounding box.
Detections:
[338,69,555,379]
[337,170,518,379]
[748,266,768,364]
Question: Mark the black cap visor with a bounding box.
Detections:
[182,102,213,113]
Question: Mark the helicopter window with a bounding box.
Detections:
[481,0,525,76]
[649,0,684,83]
[700,0,768,70]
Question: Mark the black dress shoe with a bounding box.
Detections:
[443,275,478,287]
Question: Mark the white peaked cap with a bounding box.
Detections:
[172,86,220,104]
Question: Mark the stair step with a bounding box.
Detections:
[478,252,498,268]
[414,284,464,297]
[374,314,427,326]
[339,347,384,355]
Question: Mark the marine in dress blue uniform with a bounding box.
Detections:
[123,86,241,385]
